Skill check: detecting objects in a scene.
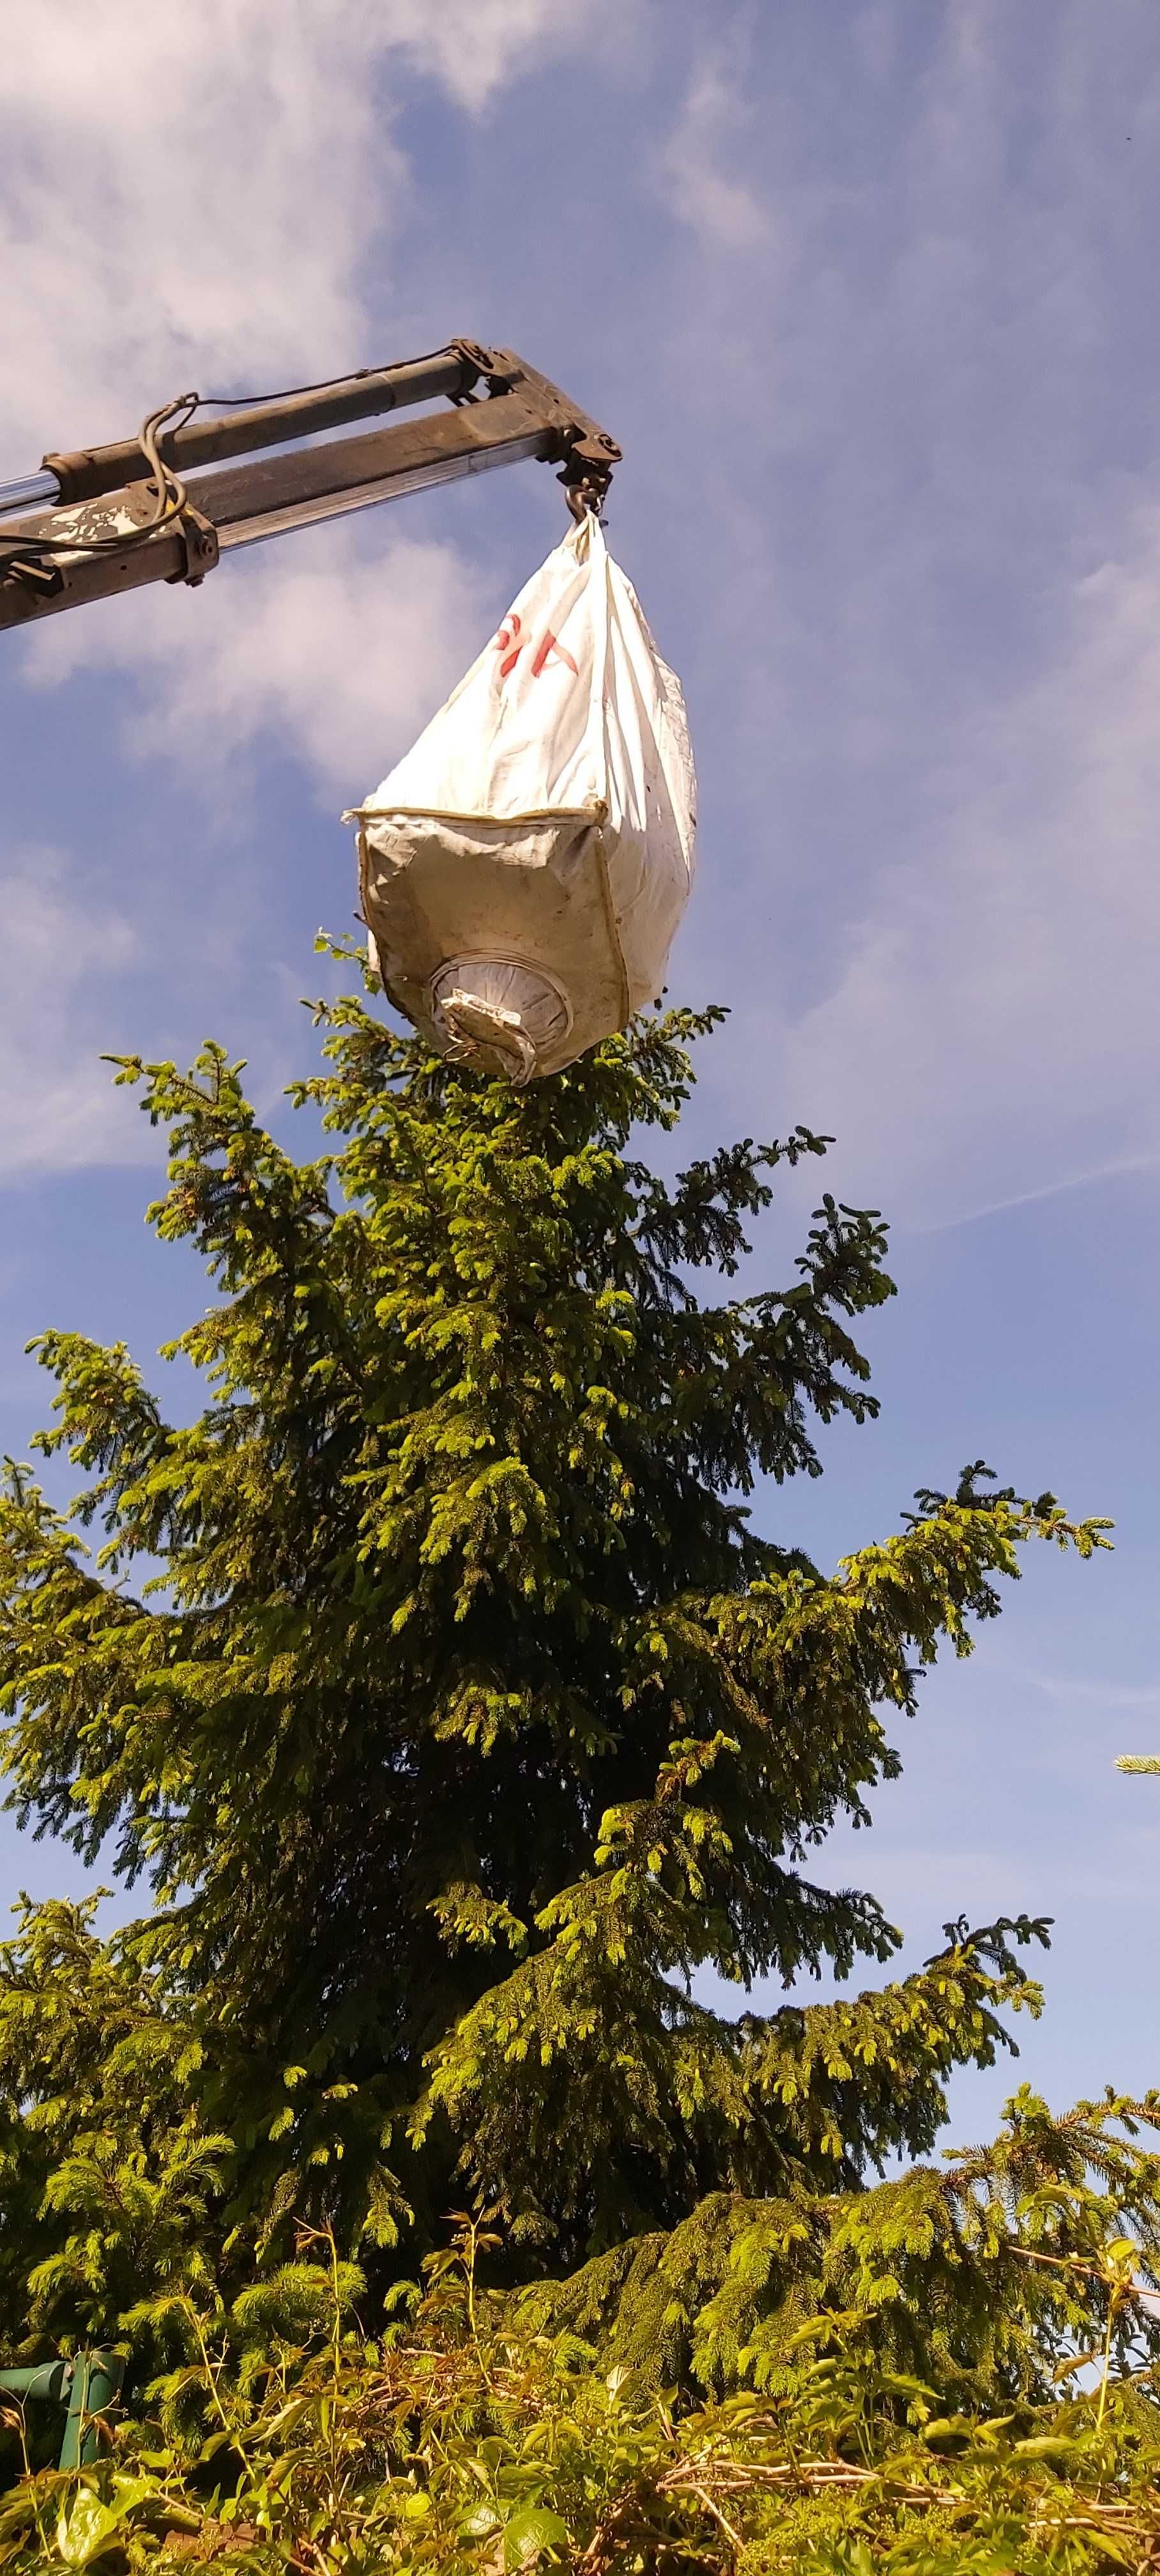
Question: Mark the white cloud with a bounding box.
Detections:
[0,0,616,466]
[653,45,775,252]
[399,0,625,117]
[0,854,146,1179]
[22,523,492,804]
[4,4,374,464]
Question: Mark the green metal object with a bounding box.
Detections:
[0,2349,125,2468]
[59,2351,125,2471]
[0,2359,68,2404]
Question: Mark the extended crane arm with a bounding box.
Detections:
[0,341,620,634]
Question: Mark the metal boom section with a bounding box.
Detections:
[0,342,620,634]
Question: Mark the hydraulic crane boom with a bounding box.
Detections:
[0,341,620,634]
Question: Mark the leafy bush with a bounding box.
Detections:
[4,2202,1160,2572]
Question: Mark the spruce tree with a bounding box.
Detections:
[0,958,1123,2389]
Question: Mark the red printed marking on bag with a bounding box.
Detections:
[495,612,524,678]
[494,616,578,681]
[531,630,578,678]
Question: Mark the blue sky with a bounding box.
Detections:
[2,0,1159,2149]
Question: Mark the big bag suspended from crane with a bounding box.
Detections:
[346,513,696,1082]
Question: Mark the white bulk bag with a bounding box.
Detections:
[346,514,696,1082]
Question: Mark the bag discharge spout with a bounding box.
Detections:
[345,513,696,1083]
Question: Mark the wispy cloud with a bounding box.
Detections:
[777,496,1160,1225]
[654,44,775,252]
[0,0,626,465]
[22,525,492,806]
[0,853,146,1179]
[906,1156,1160,1237]
[1019,1668,1160,1713]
